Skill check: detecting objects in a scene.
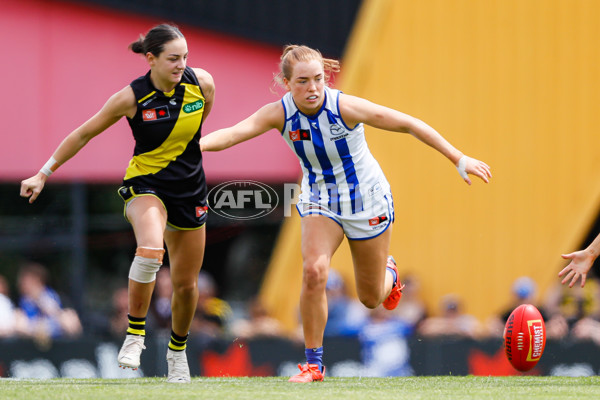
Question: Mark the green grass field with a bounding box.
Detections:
[1,376,599,400]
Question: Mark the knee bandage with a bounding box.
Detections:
[128,247,165,283]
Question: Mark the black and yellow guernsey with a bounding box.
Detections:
[123,66,207,199]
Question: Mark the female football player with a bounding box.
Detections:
[200,44,491,382]
[20,23,214,383]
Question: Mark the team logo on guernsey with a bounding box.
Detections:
[142,105,170,121]
[289,129,311,142]
[183,99,204,113]
[369,214,388,226]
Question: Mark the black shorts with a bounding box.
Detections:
[118,186,208,230]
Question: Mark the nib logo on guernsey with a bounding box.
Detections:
[183,99,204,114]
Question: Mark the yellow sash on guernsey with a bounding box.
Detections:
[124,83,204,180]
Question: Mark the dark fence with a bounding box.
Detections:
[2,335,599,378]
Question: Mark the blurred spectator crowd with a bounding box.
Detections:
[2,260,600,366]
[0,262,82,344]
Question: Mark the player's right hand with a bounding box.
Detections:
[456,155,492,185]
[20,173,47,204]
[559,250,593,288]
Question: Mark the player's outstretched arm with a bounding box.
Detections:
[20,86,135,203]
[200,101,284,152]
[559,233,600,288]
[339,93,492,185]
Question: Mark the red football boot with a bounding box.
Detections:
[382,256,404,310]
[288,363,325,383]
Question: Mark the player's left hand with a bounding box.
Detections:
[456,155,492,185]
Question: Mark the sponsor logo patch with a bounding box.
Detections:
[195,206,208,218]
[328,123,349,141]
[142,105,170,121]
[289,129,311,142]
[142,109,156,121]
[369,214,388,226]
[330,124,345,136]
[183,99,204,113]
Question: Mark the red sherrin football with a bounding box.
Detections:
[503,304,546,372]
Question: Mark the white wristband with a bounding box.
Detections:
[456,155,468,180]
[40,157,59,177]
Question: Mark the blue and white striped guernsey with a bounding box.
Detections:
[281,86,391,216]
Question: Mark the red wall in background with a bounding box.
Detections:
[1,0,300,183]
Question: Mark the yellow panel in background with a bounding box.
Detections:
[261,0,600,332]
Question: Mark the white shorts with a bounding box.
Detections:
[296,192,395,240]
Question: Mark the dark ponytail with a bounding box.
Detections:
[129,24,184,56]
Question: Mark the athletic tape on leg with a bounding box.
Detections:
[129,247,164,283]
